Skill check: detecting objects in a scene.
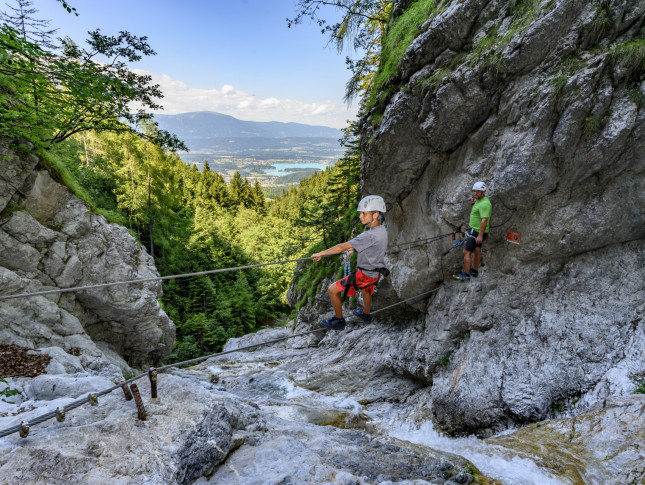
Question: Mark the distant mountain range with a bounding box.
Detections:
[155,111,342,141]
[155,112,344,172]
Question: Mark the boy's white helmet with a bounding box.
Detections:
[472,181,487,191]
[357,195,386,213]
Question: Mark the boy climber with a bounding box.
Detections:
[311,195,388,330]
[453,181,492,281]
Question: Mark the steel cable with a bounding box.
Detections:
[0,255,337,302]
[0,204,521,436]
[0,280,455,438]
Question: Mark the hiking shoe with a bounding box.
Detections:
[352,308,372,323]
[470,269,478,278]
[452,271,470,281]
[320,316,346,330]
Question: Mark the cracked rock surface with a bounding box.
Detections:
[0,138,175,371]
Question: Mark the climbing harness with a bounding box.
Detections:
[341,266,390,299]
[465,228,477,241]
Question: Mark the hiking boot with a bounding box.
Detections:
[320,316,346,330]
[470,269,479,278]
[352,308,372,323]
[452,271,470,281]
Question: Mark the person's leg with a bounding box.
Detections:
[328,283,343,318]
[361,289,372,314]
[463,248,472,274]
[472,247,482,271]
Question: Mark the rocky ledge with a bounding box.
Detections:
[0,138,175,371]
[288,0,645,438]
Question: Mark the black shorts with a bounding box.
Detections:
[464,228,488,252]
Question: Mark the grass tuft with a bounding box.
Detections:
[366,0,449,111]
[436,352,453,366]
[610,38,645,81]
[589,1,612,45]
[634,378,645,394]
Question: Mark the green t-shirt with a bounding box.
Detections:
[469,196,492,233]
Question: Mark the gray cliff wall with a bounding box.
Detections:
[361,0,645,435]
[292,0,645,437]
[0,139,175,369]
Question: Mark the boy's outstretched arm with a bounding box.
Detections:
[312,242,353,261]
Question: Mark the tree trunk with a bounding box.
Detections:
[82,134,90,166]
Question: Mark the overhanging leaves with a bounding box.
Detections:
[0,25,186,151]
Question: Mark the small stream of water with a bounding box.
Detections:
[213,362,566,485]
[388,422,563,485]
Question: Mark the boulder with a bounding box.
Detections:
[0,140,175,370]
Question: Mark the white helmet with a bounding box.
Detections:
[472,181,487,191]
[357,195,386,213]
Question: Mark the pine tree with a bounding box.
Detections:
[229,171,244,206]
[1,0,58,49]
[252,180,267,215]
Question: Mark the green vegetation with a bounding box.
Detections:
[370,113,384,126]
[634,378,645,394]
[627,87,644,107]
[610,38,645,82]
[589,1,612,45]
[0,379,19,404]
[582,116,598,137]
[550,74,569,99]
[550,55,586,100]
[552,400,565,414]
[436,352,453,366]
[288,1,391,104]
[366,0,448,111]
[37,119,361,364]
[0,24,184,152]
[466,0,551,73]
[2,0,365,364]
[364,0,559,112]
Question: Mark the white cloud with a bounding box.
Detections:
[133,70,358,129]
[259,97,281,108]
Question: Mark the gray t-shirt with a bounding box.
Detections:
[348,224,388,278]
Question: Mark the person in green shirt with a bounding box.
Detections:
[453,181,492,281]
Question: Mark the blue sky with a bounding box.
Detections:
[33,0,359,128]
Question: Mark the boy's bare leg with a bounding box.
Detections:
[328,284,344,318]
[361,289,372,314]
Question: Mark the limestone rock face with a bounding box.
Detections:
[0,345,488,485]
[291,0,645,437]
[0,374,245,485]
[487,396,645,484]
[0,139,175,370]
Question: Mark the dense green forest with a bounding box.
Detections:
[0,0,392,363]
[43,127,361,362]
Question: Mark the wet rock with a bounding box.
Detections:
[488,396,645,485]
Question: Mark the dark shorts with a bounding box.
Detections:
[336,270,380,297]
[464,228,488,252]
